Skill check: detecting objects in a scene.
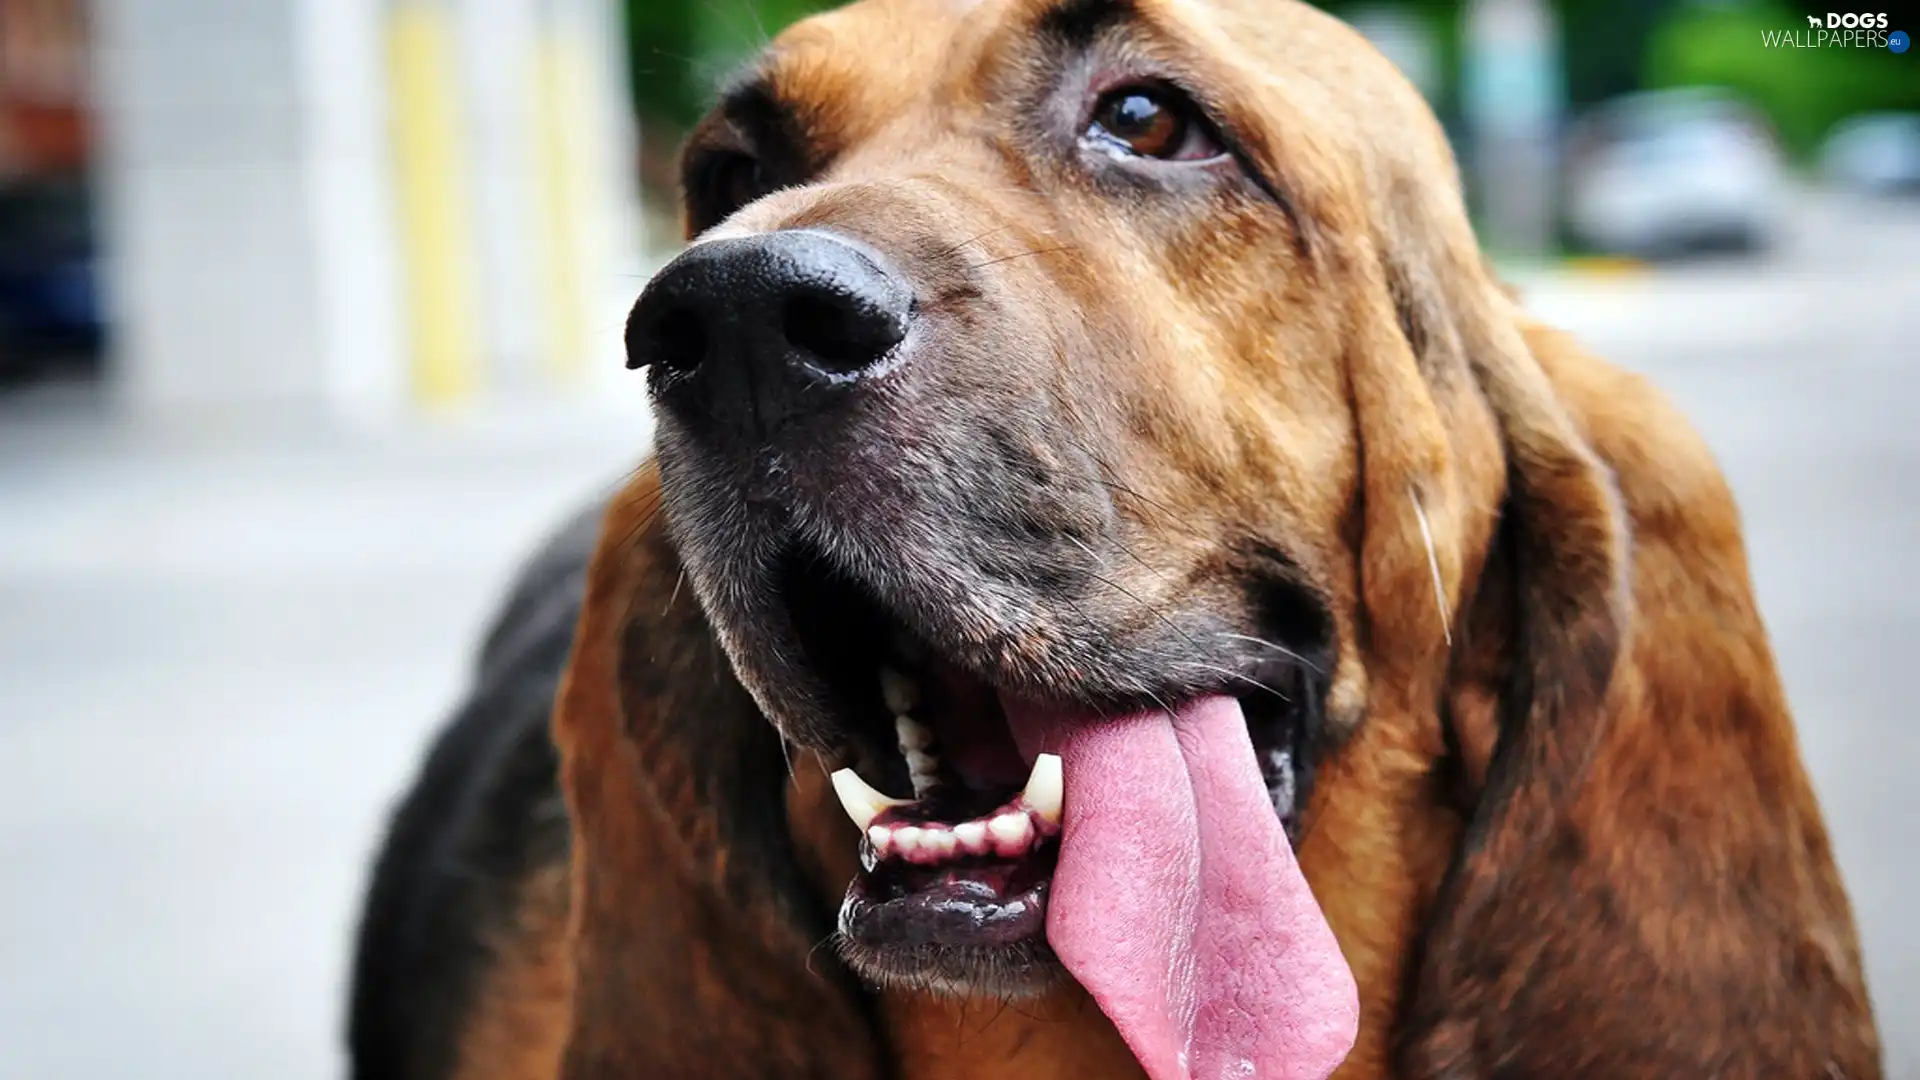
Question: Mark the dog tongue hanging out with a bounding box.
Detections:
[1004,695,1357,1080]
[826,650,1356,1080]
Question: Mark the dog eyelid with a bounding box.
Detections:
[713,153,771,214]
[678,75,818,233]
[681,149,774,234]
[1080,81,1228,164]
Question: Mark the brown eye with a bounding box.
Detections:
[706,152,769,219]
[1086,84,1219,160]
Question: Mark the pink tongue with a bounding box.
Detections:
[1003,694,1358,1080]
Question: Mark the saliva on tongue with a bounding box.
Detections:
[1001,692,1358,1080]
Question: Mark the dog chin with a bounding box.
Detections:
[835,937,1068,1000]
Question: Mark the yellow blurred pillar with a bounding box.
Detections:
[387,0,483,406]
[527,0,636,394]
[532,16,590,385]
[393,0,635,405]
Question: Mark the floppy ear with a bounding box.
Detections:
[1382,250,1881,1074]
[550,466,886,1079]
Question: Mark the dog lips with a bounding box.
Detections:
[1002,693,1358,1080]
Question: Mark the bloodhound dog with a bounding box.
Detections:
[346,0,1883,1077]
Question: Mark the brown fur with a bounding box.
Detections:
[449,866,571,1080]
[539,475,887,1080]
[448,0,1880,1077]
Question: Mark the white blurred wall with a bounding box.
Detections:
[92,0,637,420]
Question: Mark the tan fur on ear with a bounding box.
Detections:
[551,467,886,1080]
[1319,100,1875,1065]
[1303,168,1607,1077]
[1397,317,1882,1077]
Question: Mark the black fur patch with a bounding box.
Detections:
[345,505,598,1080]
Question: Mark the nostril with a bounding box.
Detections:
[650,307,709,375]
[783,290,904,375]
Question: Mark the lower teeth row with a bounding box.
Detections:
[867,798,1054,863]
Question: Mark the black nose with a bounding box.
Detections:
[626,230,913,435]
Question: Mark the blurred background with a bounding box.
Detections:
[0,0,1913,1075]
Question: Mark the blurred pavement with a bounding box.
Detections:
[0,401,648,1079]
[1,190,1916,1078]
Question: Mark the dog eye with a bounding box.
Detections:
[1085,84,1221,161]
[698,151,773,223]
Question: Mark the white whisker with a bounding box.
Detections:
[1176,660,1291,701]
[1217,632,1324,674]
[664,569,686,616]
[1409,484,1453,648]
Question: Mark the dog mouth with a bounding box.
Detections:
[827,644,1069,992]
[775,543,1322,1006]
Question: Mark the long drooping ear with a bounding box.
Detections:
[550,466,886,1079]
[1388,255,1882,1074]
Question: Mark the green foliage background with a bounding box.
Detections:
[1645,2,1920,159]
[627,0,827,132]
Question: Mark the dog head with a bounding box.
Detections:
[594,1,1871,1078]
[624,0,1613,1072]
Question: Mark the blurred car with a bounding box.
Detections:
[1563,88,1787,260]
[0,176,104,381]
[1820,113,1920,197]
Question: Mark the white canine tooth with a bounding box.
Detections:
[879,667,920,715]
[954,820,989,852]
[829,768,908,831]
[988,813,1032,850]
[894,715,933,751]
[893,825,924,856]
[1022,753,1064,827]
